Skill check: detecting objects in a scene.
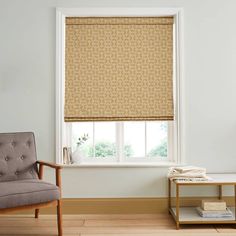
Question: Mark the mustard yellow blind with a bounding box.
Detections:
[65,17,174,122]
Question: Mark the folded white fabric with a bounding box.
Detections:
[168,166,209,181]
[169,176,212,181]
[173,166,206,174]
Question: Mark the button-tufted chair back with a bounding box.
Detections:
[0,132,39,182]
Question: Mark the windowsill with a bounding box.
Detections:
[60,162,182,168]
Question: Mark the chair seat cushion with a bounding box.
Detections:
[0,179,60,209]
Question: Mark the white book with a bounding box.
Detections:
[63,147,72,164]
[201,200,226,211]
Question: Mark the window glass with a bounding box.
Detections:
[94,122,116,158]
[124,122,145,158]
[146,122,168,158]
[71,122,93,157]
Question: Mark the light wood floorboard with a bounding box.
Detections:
[0,214,236,235]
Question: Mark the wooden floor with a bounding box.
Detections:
[1,214,236,236]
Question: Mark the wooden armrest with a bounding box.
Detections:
[36,160,63,169]
[36,161,62,188]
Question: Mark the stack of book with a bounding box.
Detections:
[63,147,72,164]
[196,200,233,218]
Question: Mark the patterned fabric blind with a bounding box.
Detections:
[65,17,174,122]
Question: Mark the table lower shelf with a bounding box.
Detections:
[170,207,236,224]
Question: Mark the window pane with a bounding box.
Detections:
[94,122,116,158]
[147,122,168,158]
[71,122,93,158]
[124,122,145,158]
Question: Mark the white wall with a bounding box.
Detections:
[1,0,236,198]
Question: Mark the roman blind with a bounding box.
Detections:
[65,17,174,122]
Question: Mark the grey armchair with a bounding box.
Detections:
[0,132,63,236]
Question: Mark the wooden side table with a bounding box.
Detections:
[168,173,236,229]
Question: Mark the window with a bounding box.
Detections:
[65,120,174,164]
[56,8,183,166]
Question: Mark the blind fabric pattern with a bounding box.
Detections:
[65,17,174,122]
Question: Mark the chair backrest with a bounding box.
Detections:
[0,132,38,182]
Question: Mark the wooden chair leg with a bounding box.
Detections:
[57,200,63,236]
[35,209,39,218]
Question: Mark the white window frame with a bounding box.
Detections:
[56,7,185,167]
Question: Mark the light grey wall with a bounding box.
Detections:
[1,0,236,198]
